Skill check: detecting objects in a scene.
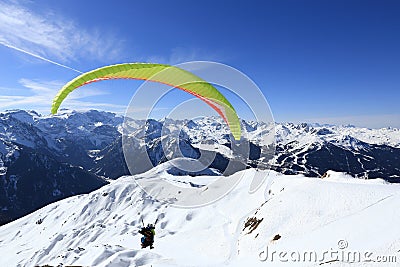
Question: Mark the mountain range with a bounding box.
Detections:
[0,109,399,224]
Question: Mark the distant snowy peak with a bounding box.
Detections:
[0,109,123,152]
[275,122,400,148]
[0,109,41,124]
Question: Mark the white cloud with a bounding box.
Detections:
[0,79,127,114]
[0,0,122,63]
[18,78,108,100]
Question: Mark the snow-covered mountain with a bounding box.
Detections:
[0,164,399,266]
[0,109,399,225]
[97,116,400,180]
[0,110,121,224]
[272,123,400,181]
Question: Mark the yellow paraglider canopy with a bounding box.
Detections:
[51,63,241,140]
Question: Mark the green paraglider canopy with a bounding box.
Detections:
[51,63,241,140]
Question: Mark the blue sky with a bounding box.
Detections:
[0,0,399,127]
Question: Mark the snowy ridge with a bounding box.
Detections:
[1,110,399,155]
[0,109,122,155]
[0,164,399,266]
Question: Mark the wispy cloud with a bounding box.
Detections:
[0,41,83,73]
[0,0,122,65]
[0,79,127,114]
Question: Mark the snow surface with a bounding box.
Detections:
[0,163,399,267]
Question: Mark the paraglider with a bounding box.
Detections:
[51,63,241,140]
[139,223,156,249]
[139,218,157,249]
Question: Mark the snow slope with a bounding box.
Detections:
[0,164,399,267]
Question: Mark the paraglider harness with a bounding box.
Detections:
[139,219,157,249]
